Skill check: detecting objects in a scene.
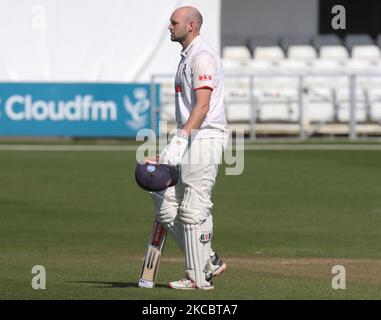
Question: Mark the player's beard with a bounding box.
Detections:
[170,31,188,43]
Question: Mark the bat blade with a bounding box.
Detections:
[138,220,167,288]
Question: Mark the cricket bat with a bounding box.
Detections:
[138,219,167,288]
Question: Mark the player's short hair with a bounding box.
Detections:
[184,7,203,31]
[193,10,203,31]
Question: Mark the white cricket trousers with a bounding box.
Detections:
[152,137,227,244]
[154,137,227,287]
[156,137,227,225]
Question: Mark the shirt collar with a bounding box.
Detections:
[180,35,201,58]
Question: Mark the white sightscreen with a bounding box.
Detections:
[0,0,220,82]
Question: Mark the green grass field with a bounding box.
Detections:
[1,144,381,299]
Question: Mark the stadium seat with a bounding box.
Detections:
[247,35,279,56]
[225,103,252,122]
[312,34,342,50]
[223,68,252,121]
[345,34,374,52]
[304,84,367,123]
[305,102,335,122]
[305,86,333,99]
[367,88,381,120]
[222,59,249,74]
[252,76,299,122]
[246,59,278,74]
[319,46,349,61]
[304,74,349,86]
[258,103,294,122]
[252,75,299,92]
[367,74,381,88]
[336,87,366,101]
[277,59,309,74]
[355,75,381,91]
[287,45,317,62]
[222,46,252,63]
[303,76,349,102]
[370,102,381,121]
[256,92,299,122]
[310,59,345,74]
[253,46,285,61]
[280,34,311,52]
[335,87,367,122]
[351,45,381,61]
[345,59,379,74]
[224,76,251,100]
[337,103,367,122]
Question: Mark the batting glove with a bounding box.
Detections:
[160,131,189,166]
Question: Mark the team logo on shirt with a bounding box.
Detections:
[199,74,212,81]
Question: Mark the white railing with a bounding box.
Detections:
[151,73,381,140]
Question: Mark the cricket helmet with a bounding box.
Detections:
[135,162,179,192]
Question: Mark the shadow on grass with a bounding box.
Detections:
[68,281,168,289]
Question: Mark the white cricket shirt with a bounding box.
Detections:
[174,35,228,139]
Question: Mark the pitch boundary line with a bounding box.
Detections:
[243,144,381,150]
[0,144,381,151]
[0,145,138,151]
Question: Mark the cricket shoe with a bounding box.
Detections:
[182,253,226,283]
[168,277,214,290]
[207,253,227,282]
